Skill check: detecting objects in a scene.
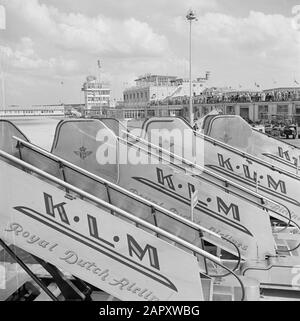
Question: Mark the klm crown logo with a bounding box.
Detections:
[74,146,93,160]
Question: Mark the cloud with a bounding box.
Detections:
[38,0,218,20]
[174,10,300,60]
[1,0,299,105]
[0,37,78,74]
[3,0,169,57]
[170,10,300,89]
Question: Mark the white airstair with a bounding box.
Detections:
[202,114,300,174]
[0,121,255,301]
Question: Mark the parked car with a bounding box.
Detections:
[252,124,265,133]
[271,125,283,137]
[283,125,298,139]
[265,124,273,135]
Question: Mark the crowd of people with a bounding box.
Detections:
[197,89,300,104]
[156,88,300,106]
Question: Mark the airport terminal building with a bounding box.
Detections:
[108,82,300,124]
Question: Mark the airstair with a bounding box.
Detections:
[98,117,300,293]
[49,119,276,261]
[141,117,300,223]
[2,117,300,297]
[0,120,253,301]
[130,116,300,291]
[201,114,300,174]
[35,117,300,292]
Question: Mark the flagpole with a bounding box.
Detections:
[97,60,101,85]
[60,81,64,106]
[186,10,197,127]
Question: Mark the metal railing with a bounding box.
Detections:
[204,116,300,172]
[123,131,297,231]
[195,130,300,179]
[14,136,241,261]
[0,149,246,300]
[15,136,245,273]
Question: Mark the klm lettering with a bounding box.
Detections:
[278,147,291,161]
[127,235,160,271]
[88,214,161,271]
[44,193,70,225]
[217,154,233,171]
[267,175,287,194]
[87,215,102,240]
[278,147,299,164]
[243,165,257,182]
[217,197,240,221]
[156,168,175,190]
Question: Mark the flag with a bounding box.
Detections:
[190,190,198,209]
[0,5,6,30]
[295,79,299,85]
[97,60,101,69]
[255,82,260,88]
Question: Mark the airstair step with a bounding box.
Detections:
[0,264,31,301]
[213,284,234,294]
[212,282,234,301]
[214,275,260,301]
[0,245,37,264]
[212,292,234,301]
[201,277,213,301]
[91,291,120,301]
[34,283,61,301]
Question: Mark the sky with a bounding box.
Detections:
[0,0,299,106]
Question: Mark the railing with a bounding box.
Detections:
[203,115,300,170]
[15,137,245,273]
[123,131,297,230]
[0,149,246,301]
[123,129,300,252]
[0,238,59,301]
[15,136,240,258]
[195,130,300,179]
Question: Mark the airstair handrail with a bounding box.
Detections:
[0,149,246,300]
[14,137,243,271]
[13,137,224,242]
[122,131,294,226]
[204,117,300,175]
[121,132,300,252]
[14,137,245,270]
[195,130,300,180]
[205,115,300,151]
